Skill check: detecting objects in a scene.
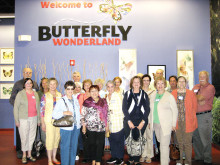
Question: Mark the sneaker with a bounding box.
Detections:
[17,150,23,159]
[115,159,124,165]
[27,156,36,162]
[107,158,117,164]
[176,163,182,165]
[75,155,79,160]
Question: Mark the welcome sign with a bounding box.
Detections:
[38,0,133,46]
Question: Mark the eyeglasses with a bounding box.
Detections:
[66,88,74,91]
[24,72,32,74]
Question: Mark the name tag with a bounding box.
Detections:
[111,100,116,104]
[194,89,198,93]
[155,99,160,102]
[178,96,183,100]
[32,96,35,99]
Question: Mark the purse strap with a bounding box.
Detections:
[62,98,70,111]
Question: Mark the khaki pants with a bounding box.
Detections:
[45,122,60,150]
[154,123,171,165]
[142,124,154,158]
[176,121,193,165]
[19,116,37,151]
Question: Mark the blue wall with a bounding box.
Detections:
[0,0,211,128]
[0,19,14,128]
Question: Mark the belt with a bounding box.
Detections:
[196,110,211,115]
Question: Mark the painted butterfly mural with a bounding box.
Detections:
[99,0,132,24]
[3,69,13,77]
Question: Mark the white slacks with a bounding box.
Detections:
[18,116,37,151]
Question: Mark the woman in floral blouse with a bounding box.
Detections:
[81,85,108,165]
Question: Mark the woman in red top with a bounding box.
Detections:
[172,76,198,165]
[13,78,41,164]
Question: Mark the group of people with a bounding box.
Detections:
[10,68,215,165]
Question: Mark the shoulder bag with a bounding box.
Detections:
[125,129,146,156]
[53,98,75,127]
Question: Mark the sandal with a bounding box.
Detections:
[27,156,36,162]
[22,157,27,164]
[124,160,134,165]
[145,158,152,163]
[139,157,145,162]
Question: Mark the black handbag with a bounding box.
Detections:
[53,98,75,127]
[33,126,45,157]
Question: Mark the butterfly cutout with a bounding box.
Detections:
[99,0,132,24]
[3,52,13,60]
[3,87,12,95]
[3,69,13,77]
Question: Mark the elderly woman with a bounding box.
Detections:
[72,71,81,82]
[73,82,82,98]
[81,85,108,165]
[140,74,154,163]
[149,77,178,165]
[41,78,62,165]
[94,78,106,98]
[123,76,150,165]
[172,76,198,165]
[52,81,81,165]
[13,78,40,164]
[113,77,124,98]
[105,80,124,165]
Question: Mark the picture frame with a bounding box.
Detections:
[177,50,194,89]
[0,65,14,81]
[147,65,166,80]
[0,83,14,99]
[119,49,137,91]
[0,48,14,64]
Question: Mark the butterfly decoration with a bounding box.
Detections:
[3,52,13,60]
[2,87,12,95]
[99,0,132,24]
[3,69,13,77]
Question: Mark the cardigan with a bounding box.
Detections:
[13,89,40,124]
[123,89,150,123]
[171,89,198,133]
[149,91,178,136]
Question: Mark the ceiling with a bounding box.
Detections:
[0,0,14,14]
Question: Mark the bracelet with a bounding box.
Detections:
[142,120,145,124]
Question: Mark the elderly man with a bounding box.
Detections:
[149,69,170,90]
[9,68,39,159]
[192,71,215,164]
[72,71,81,82]
[168,75,177,93]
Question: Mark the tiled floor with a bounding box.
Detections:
[0,130,219,165]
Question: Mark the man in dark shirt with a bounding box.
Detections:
[9,68,39,159]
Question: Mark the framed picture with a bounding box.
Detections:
[0,83,13,99]
[147,65,166,80]
[177,50,194,89]
[119,49,137,91]
[0,48,14,64]
[0,65,14,81]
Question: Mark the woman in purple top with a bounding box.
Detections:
[81,85,109,165]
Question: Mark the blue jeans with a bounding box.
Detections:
[60,127,80,165]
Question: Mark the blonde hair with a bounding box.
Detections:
[154,76,167,88]
[94,78,105,86]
